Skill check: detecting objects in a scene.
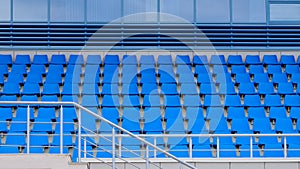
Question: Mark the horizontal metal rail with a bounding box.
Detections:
[0,101,197,169]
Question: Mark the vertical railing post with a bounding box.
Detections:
[26,105,30,154]
[154,137,157,158]
[250,136,253,158]
[189,136,192,158]
[78,109,82,162]
[84,137,87,158]
[217,137,220,158]
[60,105,63,154]
[284,136,287,158]
[146,145,149,169]
[112,128,116,169]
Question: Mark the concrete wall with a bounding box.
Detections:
[0,154,87,169]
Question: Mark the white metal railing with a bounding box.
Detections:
[0,101,197,169]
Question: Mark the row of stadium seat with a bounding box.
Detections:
[1,54,300,65]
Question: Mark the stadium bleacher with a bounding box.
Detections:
[0,53,300,160]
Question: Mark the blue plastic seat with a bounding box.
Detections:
[0,95,17,106]
[218,83,236,95]
[280,55,296,65]
[165,118,185,134]
[248,107,266,119]
[30,134,49,146]
[121,74,138,84]
[10,65,27,75]
[101,107,119,123]
[176,55,191,65]
[47,65,64,75]
[141,84,159,95]
[14,54,30,65]
[185,107,204,120]
[158,55,173,65]
[163,95,181,107]
[203,95,222,107]
[213,65,228,74]
[269,107,287,120]
[6,73,24,84]
[231,65,247,74]
[228,55,243,65]
[272,73,288,83]
[263,144,284,157]
[227,107,245,119]
[290,107,300,119]
[122,55,138,65]
[200,83,217,95]
[267,65,282,74]
[195,65,210,74]
[192,144,213,157]
[121,84,139,95]
[210,55,226,65]
[264,95,282,107]
[81,95,100,107]
[158,65,174,75]
[219,145,237,158]
[32,54,48,65]
[41,95,58,103]
[0,108,12,121]
[140,55,155,65]
[263,55,279,65]
[249,65,264,74]
[2,83,20,95]
[291,73,300,84]
[244,95,261,107]
[164,107,181,120]
[215,73,232,84]
[14,107,34,121]
[45,74,62,84]
[121,118,141,133]
[30,65,46,75]
[86,55,102,65]
[61,95,79,103]
[161,84,178,95]
[102,95,120,107]
[180,84,198,95]
[50,54,66,65]
[0,146,20,153]
[142,95,161,107]
[5,133,26,145]
[122,95,140,107]
[102,84,119,95]
[144,117,163,134]
[102,73,119,84]
[278,82,295,95]
[0,65,8,75]
[285,65,300,74]
[235,73,251,83]
[61,83,80,95]
[61,107,78,122]
[224,95,242,107]
[253,73,270,84]
[187,117,206,134]
[122,65,138,75]
[68,54,84,65]
[287,144,300,157]
[82,84,99,95]
[122,107,140,122]
[193,55,209,65]
[276,118,296,133]
[207,118,228,133]
[284,95,300,107]
[22,83,40,95]
[258,83,275,95]
[176,65,193,75]
[42,83,60,95]
[238,83,256,95]
[63,72,81,84]
[245,55,261,65]
[231,118,251,133]
[197,73,213,84]
[183,95,201,107]
[159,72,176,84]
[104,54,120,65]
[253,118,274,133]
[140,73,157,84]
[0,54,12,65]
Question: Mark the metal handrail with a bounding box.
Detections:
[0,101,197,169]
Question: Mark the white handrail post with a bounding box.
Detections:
[217,137,220,158]
[284,136,287,158]
[189,136,192,158]
[78,109,82,162]
[26,105,30,154]
[250,136,253,158]
[112,128,116,169]
[146,145,149,169]
[154,137,156,158]
[60,105,63,154]
[84,137,87,158]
